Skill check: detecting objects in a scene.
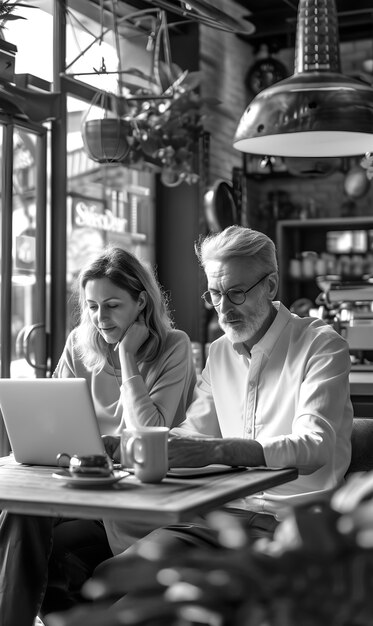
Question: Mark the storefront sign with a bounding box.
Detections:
[74,201,127,234]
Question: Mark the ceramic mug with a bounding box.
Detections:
[56,452,113,477]
[124,427,169,483]
[120,429,134,469]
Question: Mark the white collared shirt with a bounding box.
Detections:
[173,302,353,518]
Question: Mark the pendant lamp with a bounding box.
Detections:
[233,0,373,158]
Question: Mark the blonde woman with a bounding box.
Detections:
[0,246,196,626]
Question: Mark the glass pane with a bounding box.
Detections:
[66,96,155,334]
[0,125,2,369]
[11,127,46,378]
[65,2,152,92]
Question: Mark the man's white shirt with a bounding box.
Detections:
[173,302,353,518]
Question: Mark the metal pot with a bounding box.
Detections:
[344,165,370,198]
[204,180,238,232]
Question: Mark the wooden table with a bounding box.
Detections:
[0,455,298,525]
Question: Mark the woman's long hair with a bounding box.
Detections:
[73,247,173,371]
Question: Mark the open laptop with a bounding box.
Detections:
[0,378,106,466]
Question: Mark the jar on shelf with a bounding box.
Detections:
[336,255,351,276]
[289,257,302,278]
[315,256,327,276]
[350,254,364,277]
[301,251,318,278]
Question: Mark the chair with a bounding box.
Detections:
[346,418,373,474]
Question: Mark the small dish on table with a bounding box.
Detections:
[52,469,129,488]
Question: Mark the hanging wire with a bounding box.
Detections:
[64,7,160,74]
[64,7,107,73]
[99,0,104,45]
[111,0,123,97]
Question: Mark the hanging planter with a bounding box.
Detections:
[81,90,131,164]
[82,117,131,164]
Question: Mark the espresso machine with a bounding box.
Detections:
[317,278,373,369]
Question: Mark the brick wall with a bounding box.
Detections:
[199,0,254,185]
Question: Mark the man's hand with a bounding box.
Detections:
[168,434,266,469]
[168,435,220,468]
[102,435,121,463]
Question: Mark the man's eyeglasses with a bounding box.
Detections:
[202,273,270,307]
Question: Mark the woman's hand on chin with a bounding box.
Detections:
[120,316,149,355]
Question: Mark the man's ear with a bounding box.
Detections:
[267,273,279,299]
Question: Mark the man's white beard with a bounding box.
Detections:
[219,320,253,344]
[219,297,270,345]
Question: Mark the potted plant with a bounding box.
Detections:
[0,1,31,81]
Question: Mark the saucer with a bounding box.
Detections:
[52,469,129,488]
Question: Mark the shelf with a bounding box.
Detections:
[278,217,373,228]
[245,172,291,181]
[286,276,319,282]
[277,218,373,307]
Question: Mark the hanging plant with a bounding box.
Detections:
[116,12,220,186]
[79,9,220,184]
[119,64,219,186]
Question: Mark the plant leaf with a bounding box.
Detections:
[1,14,26,21]
[121,68,157,84]
[179,71,202,91]
[157,61,184,92]
[119,68,161,95]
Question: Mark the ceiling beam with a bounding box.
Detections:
[237,0,373,49]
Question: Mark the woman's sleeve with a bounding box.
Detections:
[118,331,196,431]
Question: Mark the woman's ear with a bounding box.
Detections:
[137,291,147,313]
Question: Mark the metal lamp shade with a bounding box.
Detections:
[82,118,130,163]
[233,0,373,157]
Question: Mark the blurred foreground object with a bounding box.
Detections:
[45,474,373,626]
